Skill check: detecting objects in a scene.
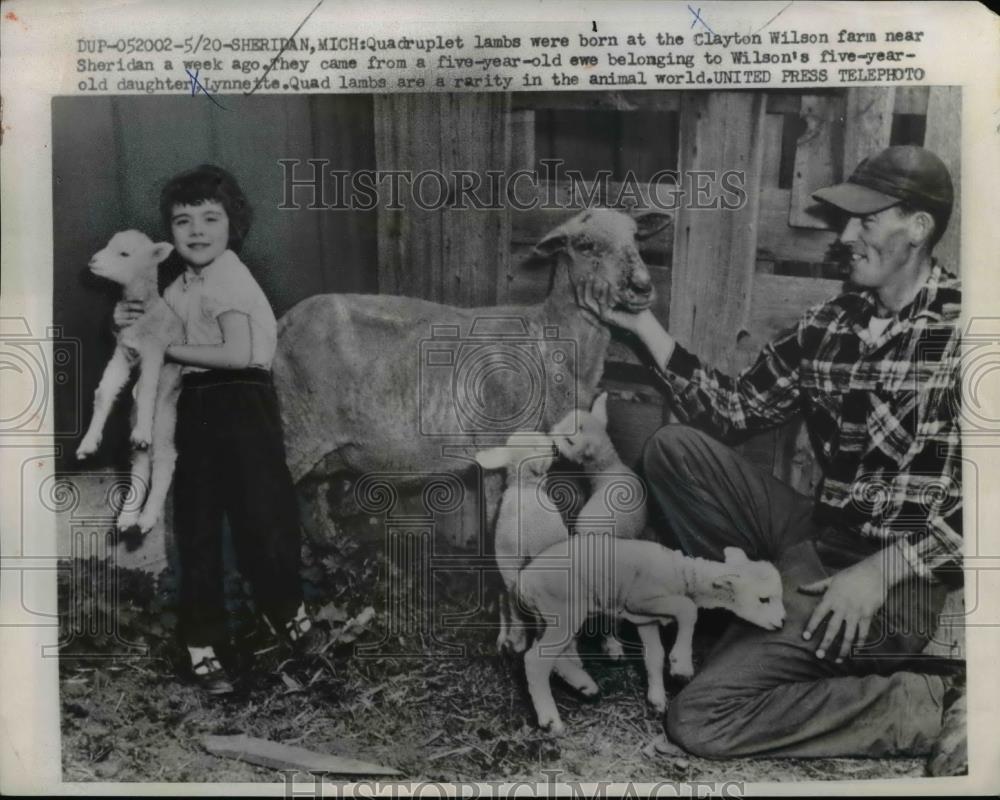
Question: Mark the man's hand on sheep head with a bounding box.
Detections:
[575,274,653,333]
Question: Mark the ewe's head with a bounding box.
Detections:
[550,392,618,469]
[475,433,558,479]
[89,231,173,286]
[710,547,786,631]
[532,209,672,314]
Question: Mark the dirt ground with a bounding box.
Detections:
[58,513,927,786]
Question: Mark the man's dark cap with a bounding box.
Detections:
[813,145,954,216]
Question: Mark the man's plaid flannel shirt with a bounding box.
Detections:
[653,261,962,582]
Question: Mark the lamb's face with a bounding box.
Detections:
[712,547,785,631]
[551,410,611,467]
[89,230,172,286]
[533,208,672,314]
[550,392,614,468]
[728,561,786,631]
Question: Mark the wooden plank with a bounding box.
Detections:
[843,87,895,176]
[374,94,511,306]
[761,113,785,188]
[308,95,379,295]
[923,86,961,272]
[757,187,838,263]
[202,735,401,776]
[789,94,844,229]
[670,92,767,377]
[747,273,843,346]
[509,108,535,173]
[893,86,929,116]
[513,90,680,113]
[741,273,842,494]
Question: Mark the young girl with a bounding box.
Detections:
[116,165,325,694]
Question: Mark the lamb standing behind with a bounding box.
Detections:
[273,209,672,543]
[550,392,647,540]
[475,432,602,700]
[518,539,785,735]
[75,231,184,534]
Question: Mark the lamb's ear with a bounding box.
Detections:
[150,242,175,264]
[590,392,609,427]
[633,211,673,241]
[723,547,749,564]
[475,447,510,471]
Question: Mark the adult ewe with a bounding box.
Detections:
[273,208,671,539]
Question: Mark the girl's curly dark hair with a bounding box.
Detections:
[159,164,253,253]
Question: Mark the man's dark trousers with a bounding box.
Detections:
[642,424,958,758]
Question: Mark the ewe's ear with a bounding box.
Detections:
[150,242,175,264]
[723,547,749,564]
[530,231,569,263]
[634,211,673,241]
[475,447,510,471]
[590,392,609,427]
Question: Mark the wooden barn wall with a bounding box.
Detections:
[373,93,512,307]
[52,95,377,470]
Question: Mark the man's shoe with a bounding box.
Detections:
[191,656,235,696]
[284,617,333,658]
[926,672,967,777]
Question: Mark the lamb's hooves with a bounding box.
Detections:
[130,437,151,451]
[647,697,668,715]
[602,638,625,661]
[577,683,600,699]
[136,514,158,533]
[539,717,565,737]
[75,444,98,460]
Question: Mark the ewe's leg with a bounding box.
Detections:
[130,350,165,449]
[136,365,181,532]
[77,348,132,458]
[635,623,667,712]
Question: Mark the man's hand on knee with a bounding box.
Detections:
[798,548,905,663]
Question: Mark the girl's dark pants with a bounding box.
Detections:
[642,424,960,758]
[174,368,304,647]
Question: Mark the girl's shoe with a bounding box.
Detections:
[191,655,235,696]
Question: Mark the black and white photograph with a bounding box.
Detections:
[45,83,968,784]
[2,1,998,795]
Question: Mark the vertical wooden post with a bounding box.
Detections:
[923,87,962,272]
[843,87,895,176]
[372,94,512,548]
[669,92,768,377]
[373,93,511,306]
[789,94,844,229]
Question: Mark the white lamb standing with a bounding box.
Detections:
[474,431,603,701]
[547,391,650,660]
[75,231,184,534]
[518,539,786,735]
[475,432,565,653]
[273,208,672,543]
[550,391,648,540]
